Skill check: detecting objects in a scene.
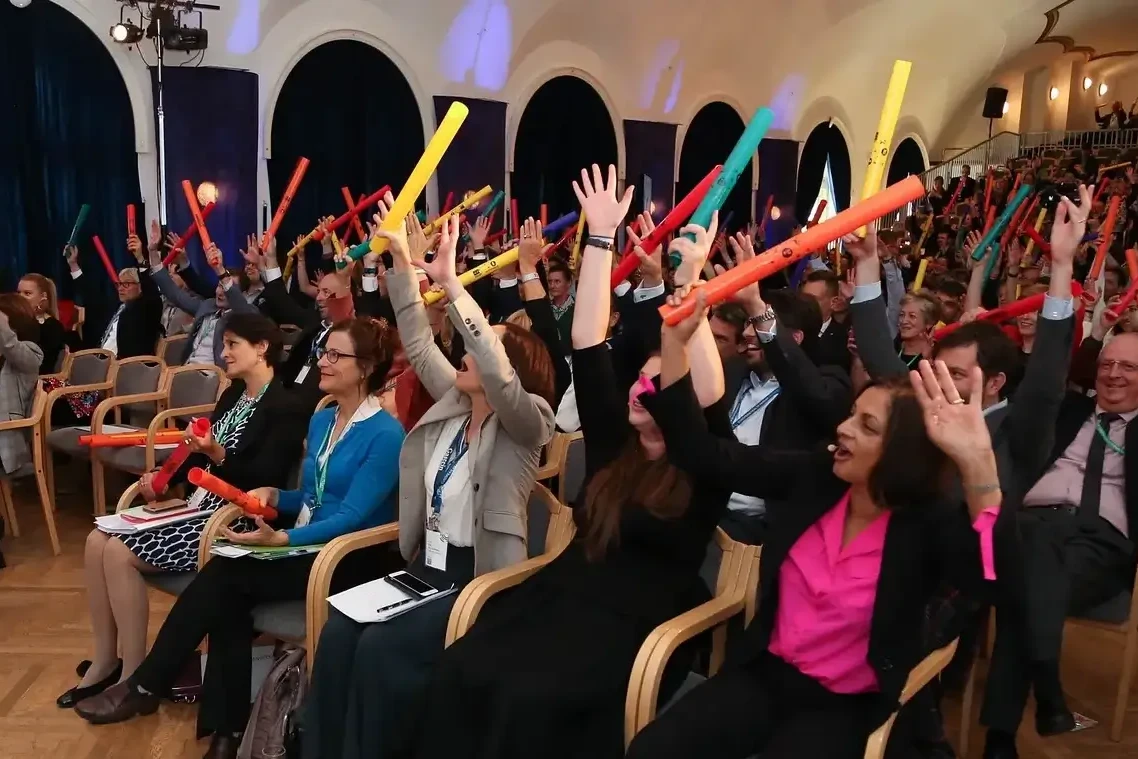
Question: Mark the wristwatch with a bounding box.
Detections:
[586,235,616,252]
[520,272,540,284]
[748,309,776,328]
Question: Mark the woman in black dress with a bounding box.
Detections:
[415,165,729,759]
[17,273,69,373]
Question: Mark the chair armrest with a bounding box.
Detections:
[91,391,168,433]
[862,638,960,759]
[39,372,65,383]
[305,523,401,662]
[624,591,748,746]
[445,549,561,648]
[43,382,114,433]
[197,504,243,569]
[0,417,38,432]
[115,482,142,513]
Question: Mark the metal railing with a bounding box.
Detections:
[1020,128,1138,153]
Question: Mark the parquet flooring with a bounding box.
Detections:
[0,477,1136,758]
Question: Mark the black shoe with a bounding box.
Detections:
[56,659,123,708]
[203,733,242,759]
[76,660,91,677]
[982,729,1018,759]
[1035,707,1076,736]
[74,680,159,725]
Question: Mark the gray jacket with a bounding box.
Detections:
[388,269,555,575]
[0,322,43,475]
[152,267,256,367]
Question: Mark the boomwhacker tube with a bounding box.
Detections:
[80,429,184,447]
[66,204,91,250]
[187,467,278,520]
[913,258,930,292]
[359,102,469,260]
[970,184,1034,261]
[1023,208,1049,262]
[263,157,311,249]
[1111,249,1138,318]
[181,180,214,251]
[126,204,137,238]
[161,202,217,266]
[1088,195,1122,282]
[857,59,912,235]
[570,210,587,272]
[340,187,367,244]
[674,107,774,266]
[934,283,1084,340]
[91,236,119,284]
[612,165,722,287]
[1023,225,1051,258]
[151,418,210,494]
[997,191,1032,252]
[424,185,492,235]
[660,175,927,325]
[481,190,505,219]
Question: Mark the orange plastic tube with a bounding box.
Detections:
[151,418,210,494]
[443,191,455,214]
[808,200,828,228]
[935,283,1083,340]
[540,203,548,229]
[661,175,926,324]
[91,235,119,284]
[126,204,137,238]
[1088,195,1122,281]
[610,165,722,288]
[187,467,278,520]
[942,177,964,218]
[1109,249,1138,316]
[263,157,311,248]
[181,180,214,251]
[161,202,217,266]
[80,429,184,447]
[340,187,367,244]
[998,192,1031,251]
[1017,196,1040,234]
[982,205,997,235]
[1094,179,1110,205]
[1127,248,1138,279]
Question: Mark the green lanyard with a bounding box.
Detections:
[898,350,921,368]
[211,383,268,446]
[314,417,341,510]
[1095,418,1126,456]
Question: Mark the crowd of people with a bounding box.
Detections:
[0,149,1133,759]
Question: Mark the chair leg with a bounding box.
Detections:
[92,459,106,517]
[862,713,898,759]
[33,437,60,556]
[1110,624,1138,741]
[0,479,19,537]
[959,651,981,757]
[44,446,56,511]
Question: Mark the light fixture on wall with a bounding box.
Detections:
[1049,86,1060,101]
[1003,101,1010,115]
[1099,82,1109,97]
[10,0,32,9]
[110,22,144,44]
[196,182,219,207]
[1083,77,1094,91]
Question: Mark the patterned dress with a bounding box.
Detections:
[119,391,262,572]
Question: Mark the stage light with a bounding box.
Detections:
[164,25,208,52]
[770,206,782,221]
[197,182,219,207]
[10,0,32,8]
[1048,87,1060,101]
[1002,101,1010,115]
[1083,77,1093,91]
[110,22,143,44]
[1099,82,1109,97]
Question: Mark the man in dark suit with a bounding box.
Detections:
[950,164,978,203]
[981,331,1138,759]
[66,241,162,359]
[799,269,851,371]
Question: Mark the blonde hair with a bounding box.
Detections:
[118,268,140,284]
[505,309,532,331]
[900,292,942,327]
[19,273,58,319]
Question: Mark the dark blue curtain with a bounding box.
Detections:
[678,102,751,234]
[886,137,927,186]
[270,40,424,274]
[434,96,506,219]
[796,122,851,221]
[0,1,141,300]
[624,120,677,220]
[512,76,618,224]
[157,66,258,280]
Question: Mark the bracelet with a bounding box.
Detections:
[363,268,378,276]
[520,272,540,284]
[586,235,615,252]
[748,309,776,326]
[964,482,1000,495]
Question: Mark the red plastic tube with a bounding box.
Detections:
[1088,195,1123,282]
[443,191,455,214]
[510,198,519,239]
[340,187,366,244]
[982,205,997,235]
[126,204,137,238]
[313,186,390,243]
[263,157,311,248]
[540,203,548,229]
[1023,225,1052,257]
[935,282,1084,339]
[1094,179,1111,205]
[983,168,994,216]
[758,195,775,235]
[809,200,828,228]
[181,180,214,252]
[998,193,1031,251]
[1109,249,1138,317]
[91,236,119,283]
[610,165,722,288]
[187,467,278,520]
[161,202,217,266]
[1017,196,1040,234]
[151,418,210,494]
[942,178,964,218]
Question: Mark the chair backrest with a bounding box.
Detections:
[315,395,336,413]
[68,349,115,386]
[166,364,224,417]
[557,432,586,506]
[53,346,69,373]
[280,324,303,347]
[159,334,189,367]
[526,482,571,557]
[114,356,166,423]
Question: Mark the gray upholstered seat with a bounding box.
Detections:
[527,488,551,557]
[560,435,587,505]
[144,571,196,596]
[167,368,222,422]
[70,351,114,386]
[95,443,174,473]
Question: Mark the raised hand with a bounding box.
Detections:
[414,214,462,300]
[571,163,633,237]
[1052,183,1093,269]
[127,234,144,264]
[147,220,163,253]
[662,288,709,346]
[374,190,413,271]
[470,215,491,250]
[205,243,224,275]
[668,211,718,289]
[841,226,879,264]
[406,212,438,263]
[626,211,662,287]
[518,217,544,272]
[719,232,762,311]
[909,359,992,464]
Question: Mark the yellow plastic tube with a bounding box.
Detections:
[857,60,912,235]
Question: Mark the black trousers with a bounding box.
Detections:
[981,508,1134,732]
[625,652,876,759]
[132,554,318,736]
[302,547,475,759]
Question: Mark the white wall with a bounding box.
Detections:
[48,0,1058,214]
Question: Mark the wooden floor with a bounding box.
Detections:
[1,478,1137,758]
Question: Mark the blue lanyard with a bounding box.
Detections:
[308,323,332,365]
[730,383,780,430]
[431,417,471,515]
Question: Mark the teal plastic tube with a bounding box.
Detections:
[65,204,90,252]
[970,184,1033,261]
[480,190,505,219]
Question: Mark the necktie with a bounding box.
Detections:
[1079,412,1121,517]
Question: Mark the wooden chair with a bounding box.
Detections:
[0,388,59,554]
[534,431,569,483]
[156,334,190,367]
[446,483,575,646]
[555,431,586,505]
[862,639,960,759]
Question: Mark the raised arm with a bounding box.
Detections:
[571,164,633,351]
[517,219,572,405]
[151,266,203,316]
[259,237,320,329]
[0,316,45,374]
[843,229,909,379]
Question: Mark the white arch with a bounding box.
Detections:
[672,93,753,185]
[505,66,626,182]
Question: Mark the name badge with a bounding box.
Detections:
[425,529,448,571]
[187,487,207,510]
[295,503,313,528]
[294,365,311,385]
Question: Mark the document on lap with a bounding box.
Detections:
[327,576,457,624]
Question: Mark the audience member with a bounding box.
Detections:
[0,295,43,478]
[17,272,69,373]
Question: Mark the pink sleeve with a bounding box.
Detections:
[971,506,1000,581]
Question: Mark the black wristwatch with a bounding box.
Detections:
[586,235,616,252]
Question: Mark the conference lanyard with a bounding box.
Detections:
[431,417,471,516]
[308,323,333,366]
[1096,418,1126,456]
[730,384,781,430]
[314,417,344,511]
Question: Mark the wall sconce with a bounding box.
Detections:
[197,181,219,206]
[1049,86,1060,101]
[1099,82,1109,97]
[1002,101,1010,115]
[1083,77,1093,91]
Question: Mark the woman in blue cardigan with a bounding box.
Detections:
[73,316,405,759]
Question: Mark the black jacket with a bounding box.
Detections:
[814,315,852,373]
[74,267,162,359]
[648,373,991,730]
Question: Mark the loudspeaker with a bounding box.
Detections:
[983,87,1009,119]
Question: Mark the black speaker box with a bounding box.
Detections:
[983,87,1009,119]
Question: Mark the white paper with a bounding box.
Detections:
[210,545,253,559]
[94,505,204,535]
[327,576,457,624]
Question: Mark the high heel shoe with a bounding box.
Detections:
[56,659,123,708]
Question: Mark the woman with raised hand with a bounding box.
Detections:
[57,314,306,710]
[300,200,556,759]
[625,295,1002,757]
[413,164,729,759]
[74,316,405,759]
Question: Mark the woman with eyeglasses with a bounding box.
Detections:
[300,201,556,759]
[74,316,406,759]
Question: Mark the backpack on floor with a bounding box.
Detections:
[238,645,307,759]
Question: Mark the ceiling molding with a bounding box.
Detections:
[1036,0,1138,62]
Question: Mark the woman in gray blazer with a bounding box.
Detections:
[0,294,44,480]
[301,206,557,759]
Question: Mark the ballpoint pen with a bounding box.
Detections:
[377,597,414,614]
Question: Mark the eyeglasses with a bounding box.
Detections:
[115,281,138,289]
[1097,359,1138,374]
[316,347,358,364]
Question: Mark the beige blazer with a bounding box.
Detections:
[388,270,555,574]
